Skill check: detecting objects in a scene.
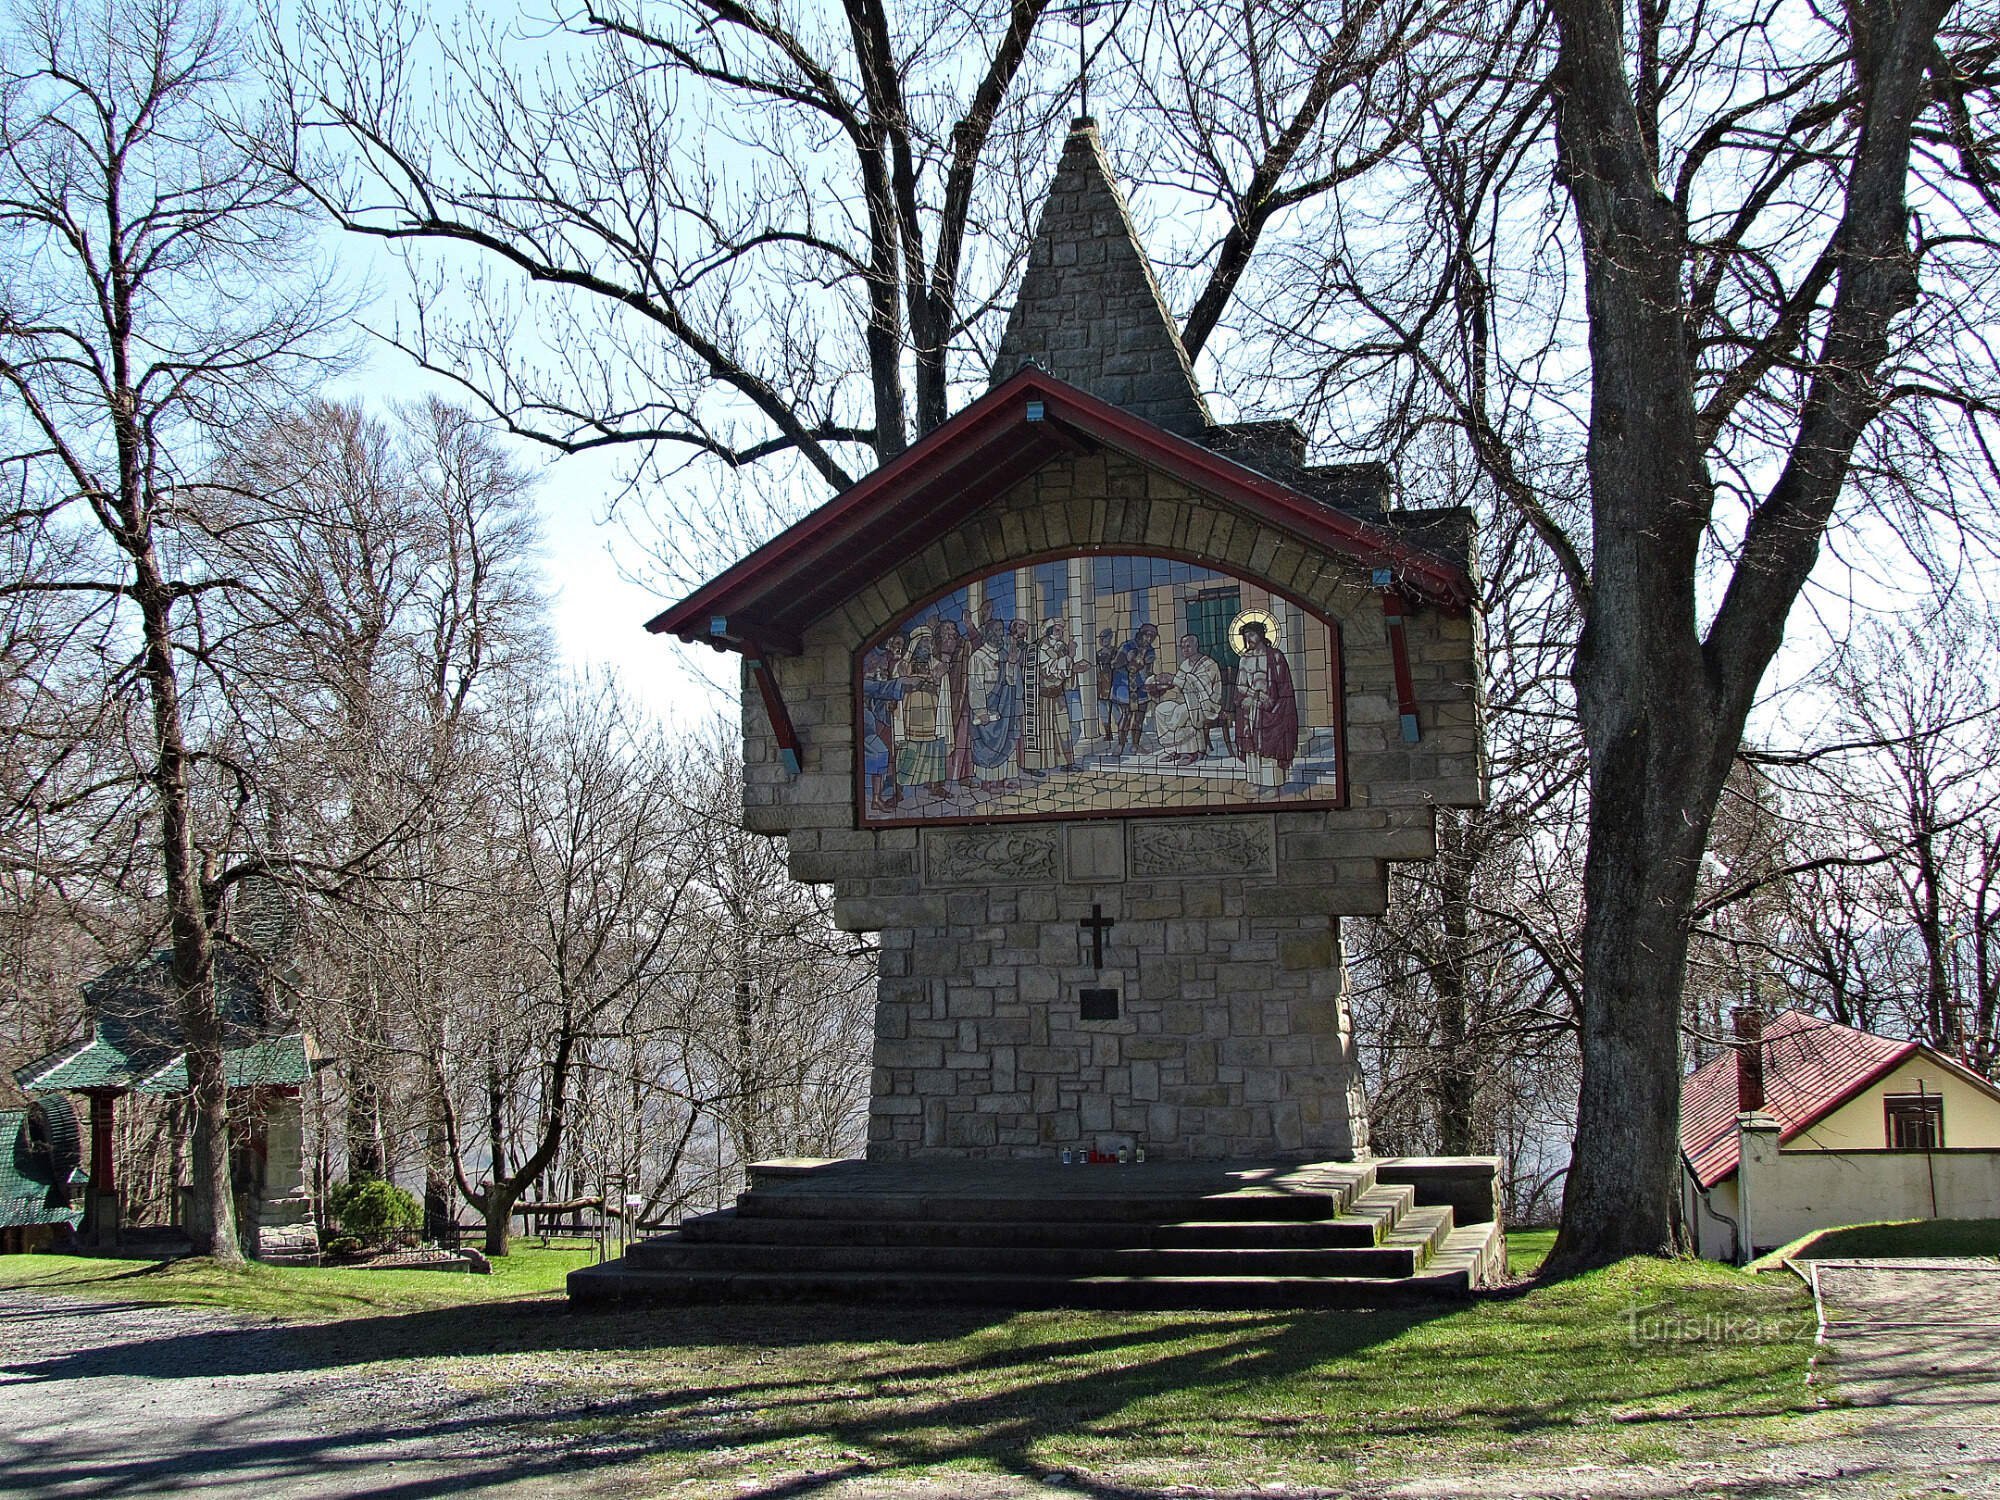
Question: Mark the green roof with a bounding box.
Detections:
[1,1109,85,1231]
[20,1034,140,1093]
[136,1033,315,1092]
[13,948,313,1095]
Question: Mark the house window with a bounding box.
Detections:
[1884,1093,1944,1151]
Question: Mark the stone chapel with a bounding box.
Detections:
[647,118,1484,1171]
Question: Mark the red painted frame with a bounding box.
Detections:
[1381,592,1422,743]
[850,546,1350,830]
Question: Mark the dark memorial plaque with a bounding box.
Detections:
[1078,987,1120,1021]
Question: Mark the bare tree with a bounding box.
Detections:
[1236,0,1998,1269]
[261,0,1081,585]
[0,0,350,1257]
[1352,498,1586,1214]
[1822,614,2000,1072]
[1113,0,1478,369]
[263,0,2000,1272]
[1707,613,2000,1072]
[212,395,543,1189]
[677,740,873,1175]
[433,680,698,1256]
[551,737,873,1230]
[0,525,154,1098]
[1528,0,1988,1272]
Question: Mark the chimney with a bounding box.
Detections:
[1733,1004,1765,1114]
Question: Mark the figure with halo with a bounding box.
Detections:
[1232,612,1298,794]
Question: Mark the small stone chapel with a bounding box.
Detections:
[651,118,1484,1170]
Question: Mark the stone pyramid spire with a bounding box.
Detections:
[992,119,1211,437]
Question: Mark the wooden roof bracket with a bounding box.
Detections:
[1376,571,1422,744]
[744,640,804,778]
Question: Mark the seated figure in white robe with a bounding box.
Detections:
[1154,635,1224,761]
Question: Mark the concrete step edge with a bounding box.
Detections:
[670,1215,1396,1250]
[733,1190,1350,1223]
[628,1243,1427,1275]
[568,1261,1481,1308]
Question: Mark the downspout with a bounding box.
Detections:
[1683,1149,1741,1263]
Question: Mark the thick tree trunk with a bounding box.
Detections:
[1551,738,1716,1266]
[181,1046,239,1258]
[132,553,241,1263]
[483,1184,516,1258]
[424,1091,454,1243]
[483,1057,509,1254]
[1541,0,1712,1268]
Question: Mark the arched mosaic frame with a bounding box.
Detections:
[853,548,1347,828]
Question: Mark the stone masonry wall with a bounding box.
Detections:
[736,452,1483,1161]
[869,829,1367,1159]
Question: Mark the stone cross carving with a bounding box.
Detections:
[1078,904,1115,971]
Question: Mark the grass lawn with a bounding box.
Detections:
[0,1237,1835,1491]
[0,1239,597,1319]
[1508,1225,1557,1276]
[1760,1216,2000,1264]
[537,1257,1832,1492]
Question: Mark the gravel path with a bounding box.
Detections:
[1809,1259,2000,1413]
[0,1289,643,1499]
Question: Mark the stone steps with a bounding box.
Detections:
[673,1182,1416,1251]
[627,1203,1452,1280]
[569,1157,1505,1309]
[729,1174,1373,1224]
[568,1251,1497,1310]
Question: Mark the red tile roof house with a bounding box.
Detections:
[1681,1008,2000,1261]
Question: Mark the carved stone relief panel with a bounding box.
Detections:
[922,826,1062,886]
[1127,817,1279,878]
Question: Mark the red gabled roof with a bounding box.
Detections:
[646,367,1473,654]
[1681,1010,1916,1189]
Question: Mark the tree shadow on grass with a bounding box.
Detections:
[0,1284,1859,1500]
[0,1291,1464,1497]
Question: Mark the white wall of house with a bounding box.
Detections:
[1686,1055,2000,1260]
[1686,1172,1744,1261]
[1737,1136,2000,1256]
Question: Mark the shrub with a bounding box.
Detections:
[327,1177,422,1247]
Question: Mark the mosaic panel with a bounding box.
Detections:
[856,553,1343,826]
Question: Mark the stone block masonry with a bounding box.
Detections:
[731,454,1481,1163]
[867,882,1368,1160]
[991,120,1211,439]
[698,111,1487,1164]
[655,111,1486,1171]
